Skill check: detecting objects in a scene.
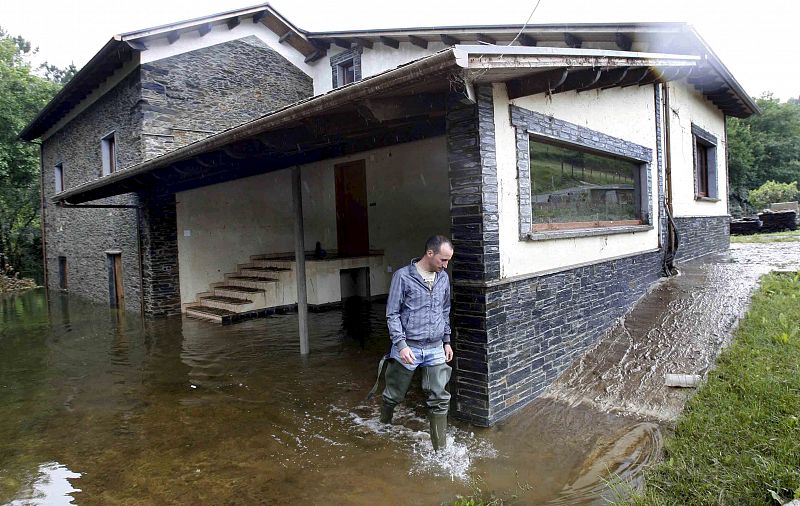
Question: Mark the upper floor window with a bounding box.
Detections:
[54,163,64,193]
[691,124,718,200]
[330,48,362,88]
[101,132,117,176]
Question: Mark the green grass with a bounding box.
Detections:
[627,272,800,505]
[731,229,800,243]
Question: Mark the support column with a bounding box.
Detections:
[138,190,181,317]
[292,165,309,355]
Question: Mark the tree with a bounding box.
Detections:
[0,28,62,281]
[728,94,800,207]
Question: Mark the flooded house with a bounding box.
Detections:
[20,4,757,426]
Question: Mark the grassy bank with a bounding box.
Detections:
[731,229,800,243]
[629,272,800,505]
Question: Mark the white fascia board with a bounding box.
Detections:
[452,44,701,68]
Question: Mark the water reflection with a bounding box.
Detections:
[0,241,797,504]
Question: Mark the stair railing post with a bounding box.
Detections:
[292,165,310,355]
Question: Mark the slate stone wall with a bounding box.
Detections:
[41,69,144,311]
[139,190,181,317]
[446,85,500,425]
[140,36,313,159]
[674,216,730,262]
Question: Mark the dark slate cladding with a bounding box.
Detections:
[446,84,500,425]
[41,69,144,311]
[673,216,730,262]
[140,36,313,159]
[453,250,664,426]
[446,84,500,283]
[509,105,654,239]
[139,190,181,317]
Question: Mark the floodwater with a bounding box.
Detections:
[1,242,798,505]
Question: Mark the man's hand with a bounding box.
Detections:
[399,346,417,365]
[444,343,453,362]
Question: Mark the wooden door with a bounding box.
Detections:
[334,160,369,257]
[108,253,124,308]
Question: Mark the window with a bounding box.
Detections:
[529,139,643,231]
[58,256,67,290]
[691,124,718,200]
[330,48,362,88]
[54,163,64,193]
[101,132,117,175]
[340,60,356,85]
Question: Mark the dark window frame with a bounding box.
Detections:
[330,47,362,88]
[691,124,719,200]
[101,131,117,176]
[510,105,654,240]
[54,162,64,193]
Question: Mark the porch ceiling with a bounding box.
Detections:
[53,46,755,205]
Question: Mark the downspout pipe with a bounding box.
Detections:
[662,82,679,275]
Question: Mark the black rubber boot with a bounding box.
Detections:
[429,413,448,451]
[380,360,414,424]
[422,363,452,450]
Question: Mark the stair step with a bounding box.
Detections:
[185,305,236,323]
[243,266,291,272]
[228,276,279,282]
[200,295,253,305]
[214,285,263,293]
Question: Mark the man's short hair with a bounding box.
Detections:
[425,235,452,254]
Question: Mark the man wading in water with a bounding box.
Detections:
[380,235,454,451]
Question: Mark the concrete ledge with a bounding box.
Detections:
[526,224,654,242]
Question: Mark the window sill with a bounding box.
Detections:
[694,196,721,202]
[526,224,654,241]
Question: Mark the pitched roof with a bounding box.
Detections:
[52,45,707,205]
[20,3,758,141]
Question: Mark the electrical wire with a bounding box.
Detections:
[508,0,544,46]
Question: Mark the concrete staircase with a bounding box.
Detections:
[184,255,297,323]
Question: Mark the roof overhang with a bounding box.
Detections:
[53,46,721,205]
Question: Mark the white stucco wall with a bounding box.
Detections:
[494,83,662,279]
[176,136,449,303]
[666,80,729,217]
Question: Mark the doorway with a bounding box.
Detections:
[334,160,369,257]
[106,251,124,309]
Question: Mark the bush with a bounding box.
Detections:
[748,180,799,210]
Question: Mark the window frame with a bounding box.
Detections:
[101,131,117,176]
[691,124,719,201]
[330,48,362,88]
[528,137,646,232]
[511,105,654,241]
[54,162,64,194]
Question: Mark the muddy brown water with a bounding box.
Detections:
[1,242,798,505]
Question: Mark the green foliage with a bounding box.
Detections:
[728,94,800,209]
[0,27,63,281]
[748,180,799,210]
[628,272,800,505]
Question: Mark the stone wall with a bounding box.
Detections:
[139,190,181,317]
[674,215,730,262]
[41,69,143,311]
[140,36,313,159]
[452,250,664,426]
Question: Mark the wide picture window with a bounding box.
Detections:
[530,139,642,231]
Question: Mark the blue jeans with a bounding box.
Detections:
[390,343,446,371]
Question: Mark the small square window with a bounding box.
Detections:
[101,132,117,176]
[54,163,64,193]
[330,48,362,88]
